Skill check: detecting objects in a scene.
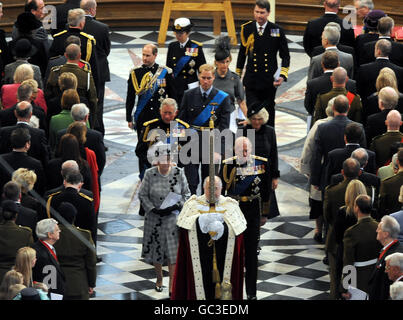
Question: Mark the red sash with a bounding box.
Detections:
[85,147,100,213]
[346,91,355,106]
[40,240,58,262]
[377,239,398,266]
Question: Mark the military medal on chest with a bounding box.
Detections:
[185,47,198,57]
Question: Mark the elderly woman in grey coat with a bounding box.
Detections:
[138,142,190,295]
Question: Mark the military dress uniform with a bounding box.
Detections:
[45,187,97,244]
[222,154,271,298]
[0,220,34,283]
[236,21,290,127]
[135,117,189,179]
[49,27,100,92]
[166,39,206,105]
[125,63,177,133]
[46,62,98,127]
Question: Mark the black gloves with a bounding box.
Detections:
[152,204,180,217]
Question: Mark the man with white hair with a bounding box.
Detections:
[385,252,403,283]
[221,136,272,299]
[390,281,403,300]
[354,0,374,20]
[172,175,247,300]
[307,23,354,81]
[366,86,400,145]
[368,215,403,300]
[32,218,66,296]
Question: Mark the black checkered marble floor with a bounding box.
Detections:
[87,29,330,300]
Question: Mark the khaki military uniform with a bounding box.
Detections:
[370,131,403,168]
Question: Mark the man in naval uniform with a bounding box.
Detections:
[221,136,272,300]
[125,43,177,134]
[166,17,206,106]
[178,63,232,195]
[236,0,290,128]
[49,8,100,96]
[135,97,189,180]
[171,176,247,300]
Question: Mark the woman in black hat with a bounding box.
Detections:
[8,12,48,77]
[213,36,248,128]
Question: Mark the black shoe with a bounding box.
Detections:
[247,295,257,300]
[89,291,96,298]
[322,256,329,265]
[313,232,323,243]
[96,256,103,263]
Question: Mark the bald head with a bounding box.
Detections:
[332,67,348,86]
[15,101,33,120]
[65,43,81,61]
[378,86,399,110]
[61,160,80,179]
[386,110,402,131]
[333,94,349,114]
[342,158,361,179]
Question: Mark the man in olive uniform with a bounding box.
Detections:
[378,148,403,218]
[126,43,177,134]
[46,43,97,127]
[54,201,97,300]
[49,8,99,93]
[236,0,290,127]
[135,97,189,180]
[221,136,272,300]
[45,171,97,245]
[0,200,34,283]
[166,17,206,106]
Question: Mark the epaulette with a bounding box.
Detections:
[143,118,159,127]
[222,156,237,164]
[176,119,190,128]
[80,31,96,43]
[18,225,32,233]
[79,192,93,202]
[49,55,62,60]
[50,65,62,72]
[191,40,203,47]
[252,155,268,162]
[162,65,173,74]
[53,30,68,38]
[48,191,62,198]
[77,226,91,235]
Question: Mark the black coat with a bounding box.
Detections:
[357,59,403,102]
[304,72,356,115]
[0,103,47,132]
[31,240,66,296]
[82,16,111,84]
[360,37,403,67]
[56,126,106,175]
[0,122,49,168]
[355,33,379,66]
[310,116,366,189]
[45,187,96,243]
[368,241,403,300]
[303,13,355,57]
[0,151,46,196]
[15,203,38,240]
[53,0,81,34]
[364,93,403,126]
[365,109,401,146]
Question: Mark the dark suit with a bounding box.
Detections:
[166,39,206,106]
[310,115,366,189]
[360,37,403,67]
[0,103,47,132]
[57,126,106,176]
[0,122,49,168]
[0,151,46,196]
[364,93,403,124]
[303,13,355,58]
[53,0,80,34]
[378,171,403,219]
[365,109,401,146]
[31,240,66,296]
[355,33,379,66]
[178,86,232,194]
[357,58,403,102]
[53,224,96,300]
[368,241,403,300]
[15,203,38,241]
[0,220,33,284]
[304,72,356,115]
[325,144,377,185]
[82,15,111,135]
[236,20,290,127]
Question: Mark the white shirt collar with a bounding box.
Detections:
[325,46,338,51]
[256,21,268,31]
[396,275,403,282]
[377,57,389,60]
[325,11,337,15]
[179,38,189,48]
[43,240,55,251]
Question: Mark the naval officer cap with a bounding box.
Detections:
[172,17,193,33]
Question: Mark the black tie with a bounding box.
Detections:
[202,92,207,102]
